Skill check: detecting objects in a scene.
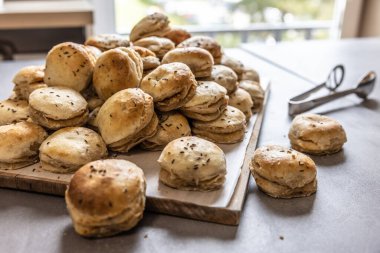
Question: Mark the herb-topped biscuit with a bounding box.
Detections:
[191,106,246,144]
[44,42,95,92]
[251,145,317,198]
[221,55,244,80]
[241,67,260,83]
[133,36,175,59]
[85,34,130,51]
[161,47,214,78]
[140,62,197,112]
[65,159,146,237]
[177,36,222,64]
[0,122,47,170]
[12,65,47,100]
[158,136,226,191]
[289,114,347,155]
[239,80,264,113]
[39,127,108,173]
[132,46,160,71]
[204,65,238,94]
[140,111,191,151]
[0,98,31,125]
[228,88,254,120]
[93,47,143,100]
[180,81,228,121]
[29,86,89,130]
[130,13,171,42]
[96,88,158,152]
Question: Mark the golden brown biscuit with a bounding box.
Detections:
[140,62,197,111]
[191,106,246,144]
[0,99,31,125]
[130,13,171,42]
[221,55,244,79]
[161,47,214,78]
[177,36,222,64]
[85,34,130,51]
[204,65,238,94]
[93,47,143,100]
[12,65,47,100]
[0,122,47,170]
[158,136,226,191]
[133,36,175,59]
[228,88,253,120]
[132,46,160,71]
[65,159,146,237]
[140,111,191,150]
[241,67,260,83]
[163,28,191,45]
[39,127,108,173]
[250,145,317,198]
[239,80,264,113]
[180,81,228,121]
[288,114,347,155]
[29,87,89,130]
[44,42,95,92]
[96,88,157,152]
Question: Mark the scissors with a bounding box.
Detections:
[288,65,376,116]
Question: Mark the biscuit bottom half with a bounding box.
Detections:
[30,107,89,130]
[109,113,158,152]
[65,191,145,237]
[155,81,196,111]
[252,171,317,199]
[289,135,345,156]
[0,156,38,170]
[192,127,245,144]
[159,168,226,191]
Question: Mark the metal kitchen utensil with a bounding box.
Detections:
[288,65,376,116]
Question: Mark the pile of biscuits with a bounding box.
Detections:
[0,13,265,237]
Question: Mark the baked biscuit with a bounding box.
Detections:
[191,106,246,144]
[12,65,47,100]
[239,80,264,113]
[288,114,347,155]
[228,88,253,120]
[93,47,143,100]
[140,111,191,150]
[177,36,222,64]
[132,46,160,71]
[251,145,317,198]
[163,28,191,45]
[130,13,171,42]
[0,122,47,170]
[39,127,108,173]
[180,81,228,121]
[140,62,197,111]
[158,136,226,191]
[29,87,89,130]
[44,42,95,92]
[241,67,260,83]
[65,159,146,237]
[221,55,244,79]
[96,88,158,152]
[204,65,238,94]
[133,36,175,59]
[162,47,213,78]
[0,98,31,125]
[85,34,130,51]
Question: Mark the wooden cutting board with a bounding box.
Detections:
[0,83,270,226]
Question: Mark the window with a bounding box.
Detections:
[114,0,344,47]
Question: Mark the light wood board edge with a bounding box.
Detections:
[0,84,271,226]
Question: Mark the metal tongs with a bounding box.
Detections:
[288,65,376,116]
